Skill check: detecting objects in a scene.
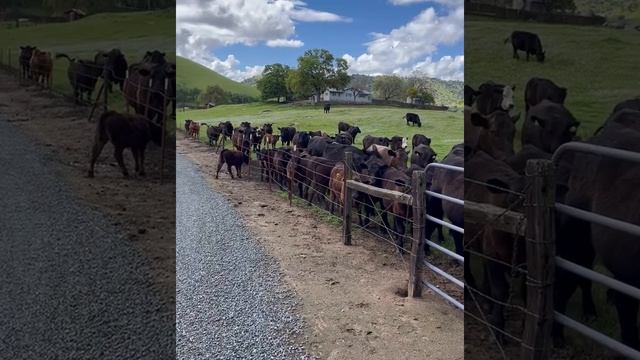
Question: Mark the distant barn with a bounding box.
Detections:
[64,8,86,22]
[311,88,372,104]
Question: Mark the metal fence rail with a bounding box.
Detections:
[422,162,464,310]
[551,141,640,359]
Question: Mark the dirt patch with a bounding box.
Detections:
[177,137,463,360]
[0,70,175,304]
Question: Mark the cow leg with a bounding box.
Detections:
[487,262,509,344]
[526,52,530,61]
[88,138,108,178]
[138,148,146,177]
[513,46,518,59]
[452,230,463,257]
[215,161,223,179]
[228,164,235,179]
[132,148,140,174]
[114,146,129,178]
[237,165,242,179]
[610,288,640,350]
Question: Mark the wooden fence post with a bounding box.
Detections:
[159,83,167,185]
[408,170,426,298]
[342,151,353,245]
[521,159,555,360]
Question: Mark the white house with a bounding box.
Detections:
[312,88,372,104]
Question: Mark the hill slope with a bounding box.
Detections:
[176,56,260,98]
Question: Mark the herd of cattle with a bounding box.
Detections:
[18,45,176,123]
[465,73,640,350]
[184,115,459,254]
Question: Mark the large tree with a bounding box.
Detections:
[372,75,404,101]
[406,74,435,105]
[199,85,227,106]
[256,63,290,102]
[289,49,349,103]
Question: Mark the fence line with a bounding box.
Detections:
[0,47,176,183]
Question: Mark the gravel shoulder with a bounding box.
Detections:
[177,154,312,359]
[0,70,176,307]
[177,137,464,360]
[0,118,175,358]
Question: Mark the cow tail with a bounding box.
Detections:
[504,35,511,44]
[218,149,228,165]
[55,53,73,62]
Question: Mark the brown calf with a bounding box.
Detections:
[88,111,161,178]
[216,149,249,179]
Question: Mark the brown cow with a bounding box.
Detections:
[188,121,201,140]
[215,149,249,179]
[88,111,161,178]
[30,49,53,88]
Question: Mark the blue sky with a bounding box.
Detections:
[176,0,463,81]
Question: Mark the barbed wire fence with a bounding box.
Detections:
[0,47,175,183]
[179,121,465,305]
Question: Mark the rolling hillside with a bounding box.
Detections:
[176,56,260,98]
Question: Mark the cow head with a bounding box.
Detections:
[19,45,36,60]
[143,50,167,66]
[536,51,545,63]
[411,144,437,169]
[501,85,516,111]
[470,111,517,161]
[527,101,579,153]
[464,85,479,106]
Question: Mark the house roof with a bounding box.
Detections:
[64,8,86,16]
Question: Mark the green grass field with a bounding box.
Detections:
[466,16,640,139]
[177,56,260,98]
[176,103,463,159]
[0,9,176,122]
[467,16,637,358]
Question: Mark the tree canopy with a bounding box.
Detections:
[287,49,349,102]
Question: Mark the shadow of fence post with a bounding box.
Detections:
[409,170,426,298]
[342,151,353,245]
[521,159,555,360]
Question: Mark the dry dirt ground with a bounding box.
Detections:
[177,137,464,360]
[0,70,176,305]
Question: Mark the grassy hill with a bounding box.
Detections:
[0,8,176,120]
[575,0,640,20]
[176,56,260,98]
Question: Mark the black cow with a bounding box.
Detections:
[524,77,567,112]
[292,131,310,150]
[56,53,103,104]
[521,100,579,154]
[123,61,173,124]
[338,121,352,132]
[201,123,222,148]
[404,113,422,127]
[412,134,431,149]
[475,81,516,115]
[345,126,361,142]
[612,98,640,114]
[308,136,333,157]
[218,121,234,149]
[278,127,296,146]
[324,103,331,113]
[334,132,353,145]
[19,45,35,80]
[262,123,274,134]
[390,136,407,151]
[94,49,128,93]
[505,30,545,63]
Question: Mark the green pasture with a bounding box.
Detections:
[177,56,260,98]
[176,103,463,160]
[466,16,640,140]
[0,9,176,131]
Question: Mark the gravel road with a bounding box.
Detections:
[0,119,175,358]
[176,155,312,360]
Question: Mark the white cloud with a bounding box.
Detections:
[176,0,348,80]
[389,0,462,7]
[266,39,305,48]
[342,5,463,80]
[412,55,464,81]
